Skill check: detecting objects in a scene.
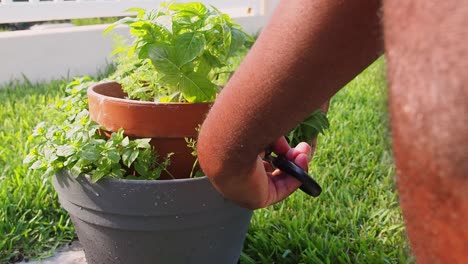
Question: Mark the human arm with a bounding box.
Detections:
[197,0,383,209]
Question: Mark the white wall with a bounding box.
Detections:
[0,0,264,24]
[0,16,270,85]
[0,0,280,85]
[0,25,128,84]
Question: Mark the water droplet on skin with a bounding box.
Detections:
[154,202,158,206]
[95,193,100,197]
[164,202,168,205]
[202,203,206,207]
[175,215,179,219]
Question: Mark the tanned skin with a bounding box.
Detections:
[384,1,468,262]
[197,0,383,209]
[198,0,467,262]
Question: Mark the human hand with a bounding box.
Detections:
[208,137,314,209]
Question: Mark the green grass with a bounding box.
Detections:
[0,79,75,263]
[241,58,412,263]
[0,58,412,263]
[70,17,123,27]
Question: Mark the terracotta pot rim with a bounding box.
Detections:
[89,81,213,106]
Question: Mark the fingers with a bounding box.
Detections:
[286,142,312,162]
[270,138,312,174]
[273,137,290,155]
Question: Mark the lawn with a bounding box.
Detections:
[0,58,412,263]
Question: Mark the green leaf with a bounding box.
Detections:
[125,7,146,18]
[175,32,206,66]
[169,2,207,16]
[103,23,118,35]
[106,148,121,163]
[80,146,100,161]
[91,171,106,182]
[221,25,232,60]
[179,72,217,102]
[228,28,246,57]
[196,54,213,76]
[134,161,148,177]
[157,92,181,103]
[30,160,43,170]
[287,110,330,146]
[135,138,151,149]
[121,137,130,147]
[147,44,180,74]
[23,154,36,164]
[56,145,76,157]
[70,161,83,176]
[122,149,139,167]
[202,52,223,68]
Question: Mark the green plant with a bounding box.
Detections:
[288,109,330,146]
[23,77,171,182]
[106,2,253,102]
[4,58,410,263]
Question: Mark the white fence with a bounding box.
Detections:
[0,0,268,24]
[0,0,279,85]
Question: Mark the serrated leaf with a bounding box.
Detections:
[180,72,217,102]
[174,32,206,67]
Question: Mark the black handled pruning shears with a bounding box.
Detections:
[264,147,322,197]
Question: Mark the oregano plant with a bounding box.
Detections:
[24,77,171,182]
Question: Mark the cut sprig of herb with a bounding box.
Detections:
[287,109,330,147]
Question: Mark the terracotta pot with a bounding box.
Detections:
[87,82,211,179]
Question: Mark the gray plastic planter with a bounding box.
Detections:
[53,170,253,264]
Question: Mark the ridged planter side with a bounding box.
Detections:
[53,170,253,264]
[87,82,212,179]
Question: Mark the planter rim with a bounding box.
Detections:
[89,81,214,106]
[73,172,210,185]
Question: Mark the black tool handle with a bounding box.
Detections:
[272,155,322,197]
